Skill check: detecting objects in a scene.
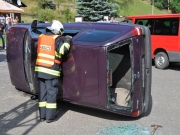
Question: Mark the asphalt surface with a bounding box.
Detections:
[0,49,180,135]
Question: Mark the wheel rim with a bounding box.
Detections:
[157,55,165,66]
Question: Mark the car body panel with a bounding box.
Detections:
[7,22,152,117]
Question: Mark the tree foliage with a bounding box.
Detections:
[170,0,180,13]
[75,0,117,21]
[153,0,180,13]
[38,0,56,10]
[154,0,168,9]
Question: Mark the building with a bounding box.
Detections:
[3,0,27,22]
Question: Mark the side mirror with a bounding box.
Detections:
[31,20,38,29]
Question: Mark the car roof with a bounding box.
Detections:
[12,21,135,30]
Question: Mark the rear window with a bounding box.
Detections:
[75,30,121,42]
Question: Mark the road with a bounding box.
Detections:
[0,49,180,135]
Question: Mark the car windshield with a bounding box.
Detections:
[75,30,122,42]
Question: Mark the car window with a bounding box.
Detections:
[75,30,122,42]
[63,29,82,37]
[31,28,82,39]
[31,28,46,39]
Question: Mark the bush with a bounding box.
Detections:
[37,8,58,22]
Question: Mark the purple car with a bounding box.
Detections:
[6,20,152,117]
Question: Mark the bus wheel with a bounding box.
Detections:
[155,52,169,69]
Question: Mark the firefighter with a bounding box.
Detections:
[35,20,72,123]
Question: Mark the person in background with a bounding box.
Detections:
[13,18,18,25]
[0,13,5,49]
[0,13,5,25]
[11,16,14,26]
[15,16,19,23]
[5,14,10,26]
[0,23,5,49]
[110,17,115,22]
[5,14,11,32]
[35,20,72,123]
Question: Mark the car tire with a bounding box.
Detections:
[23,30,38,94]
[154,52,169,69]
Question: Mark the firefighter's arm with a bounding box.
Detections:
[59,35,72,55]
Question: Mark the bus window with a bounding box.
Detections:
[135,19,154,34]
[154,18,179,35]
[121,19,132,23]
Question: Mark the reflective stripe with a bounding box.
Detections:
[53,35,59,39]
[54,59,61,64]
[36,59,54,65]
[59,43,70,55]
[64,43,70,50]
[39,102,46,107]
[59,45,64,55]
[35,66,60,76]
[46,103,57,108]
[38,53,54,59]
[37,53,61,65]
[39,34,43,37]
[55,51,61,58]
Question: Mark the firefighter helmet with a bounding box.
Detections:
[46,20,64,35]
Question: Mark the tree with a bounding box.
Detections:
[153,0,180,13]
[153,0,168,9]
[38,0,56,10]
[75,0,117,21]
[170,0,180,13]
[37,0,57,22]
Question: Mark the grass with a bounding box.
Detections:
[21,0,76,22]
[120,0,167,16]
[20,0,167,22]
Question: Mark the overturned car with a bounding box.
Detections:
[6,21,152,117]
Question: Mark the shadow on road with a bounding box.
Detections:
[168,63,180,71]
[0,94,148,134]
[58,100,144,122]
[0,51,7,62]
[0,92,68,135]
[0,99,39,135]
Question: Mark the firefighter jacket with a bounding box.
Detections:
[35,33,71,79]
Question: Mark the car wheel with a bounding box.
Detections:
[154,52,169,69]
[23,30,38,94]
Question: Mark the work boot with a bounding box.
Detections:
[31,95,38,100]
[46,118,59,123]
[46,115,58,123]
[40,118,45,122]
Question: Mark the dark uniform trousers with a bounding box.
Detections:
[38,78,59,120]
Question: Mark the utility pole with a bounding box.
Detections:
[152,0,154,14]
[168,0,170,12]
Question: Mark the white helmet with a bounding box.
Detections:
[46,20,64,35]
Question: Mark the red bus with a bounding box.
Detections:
[126,14,180,69]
